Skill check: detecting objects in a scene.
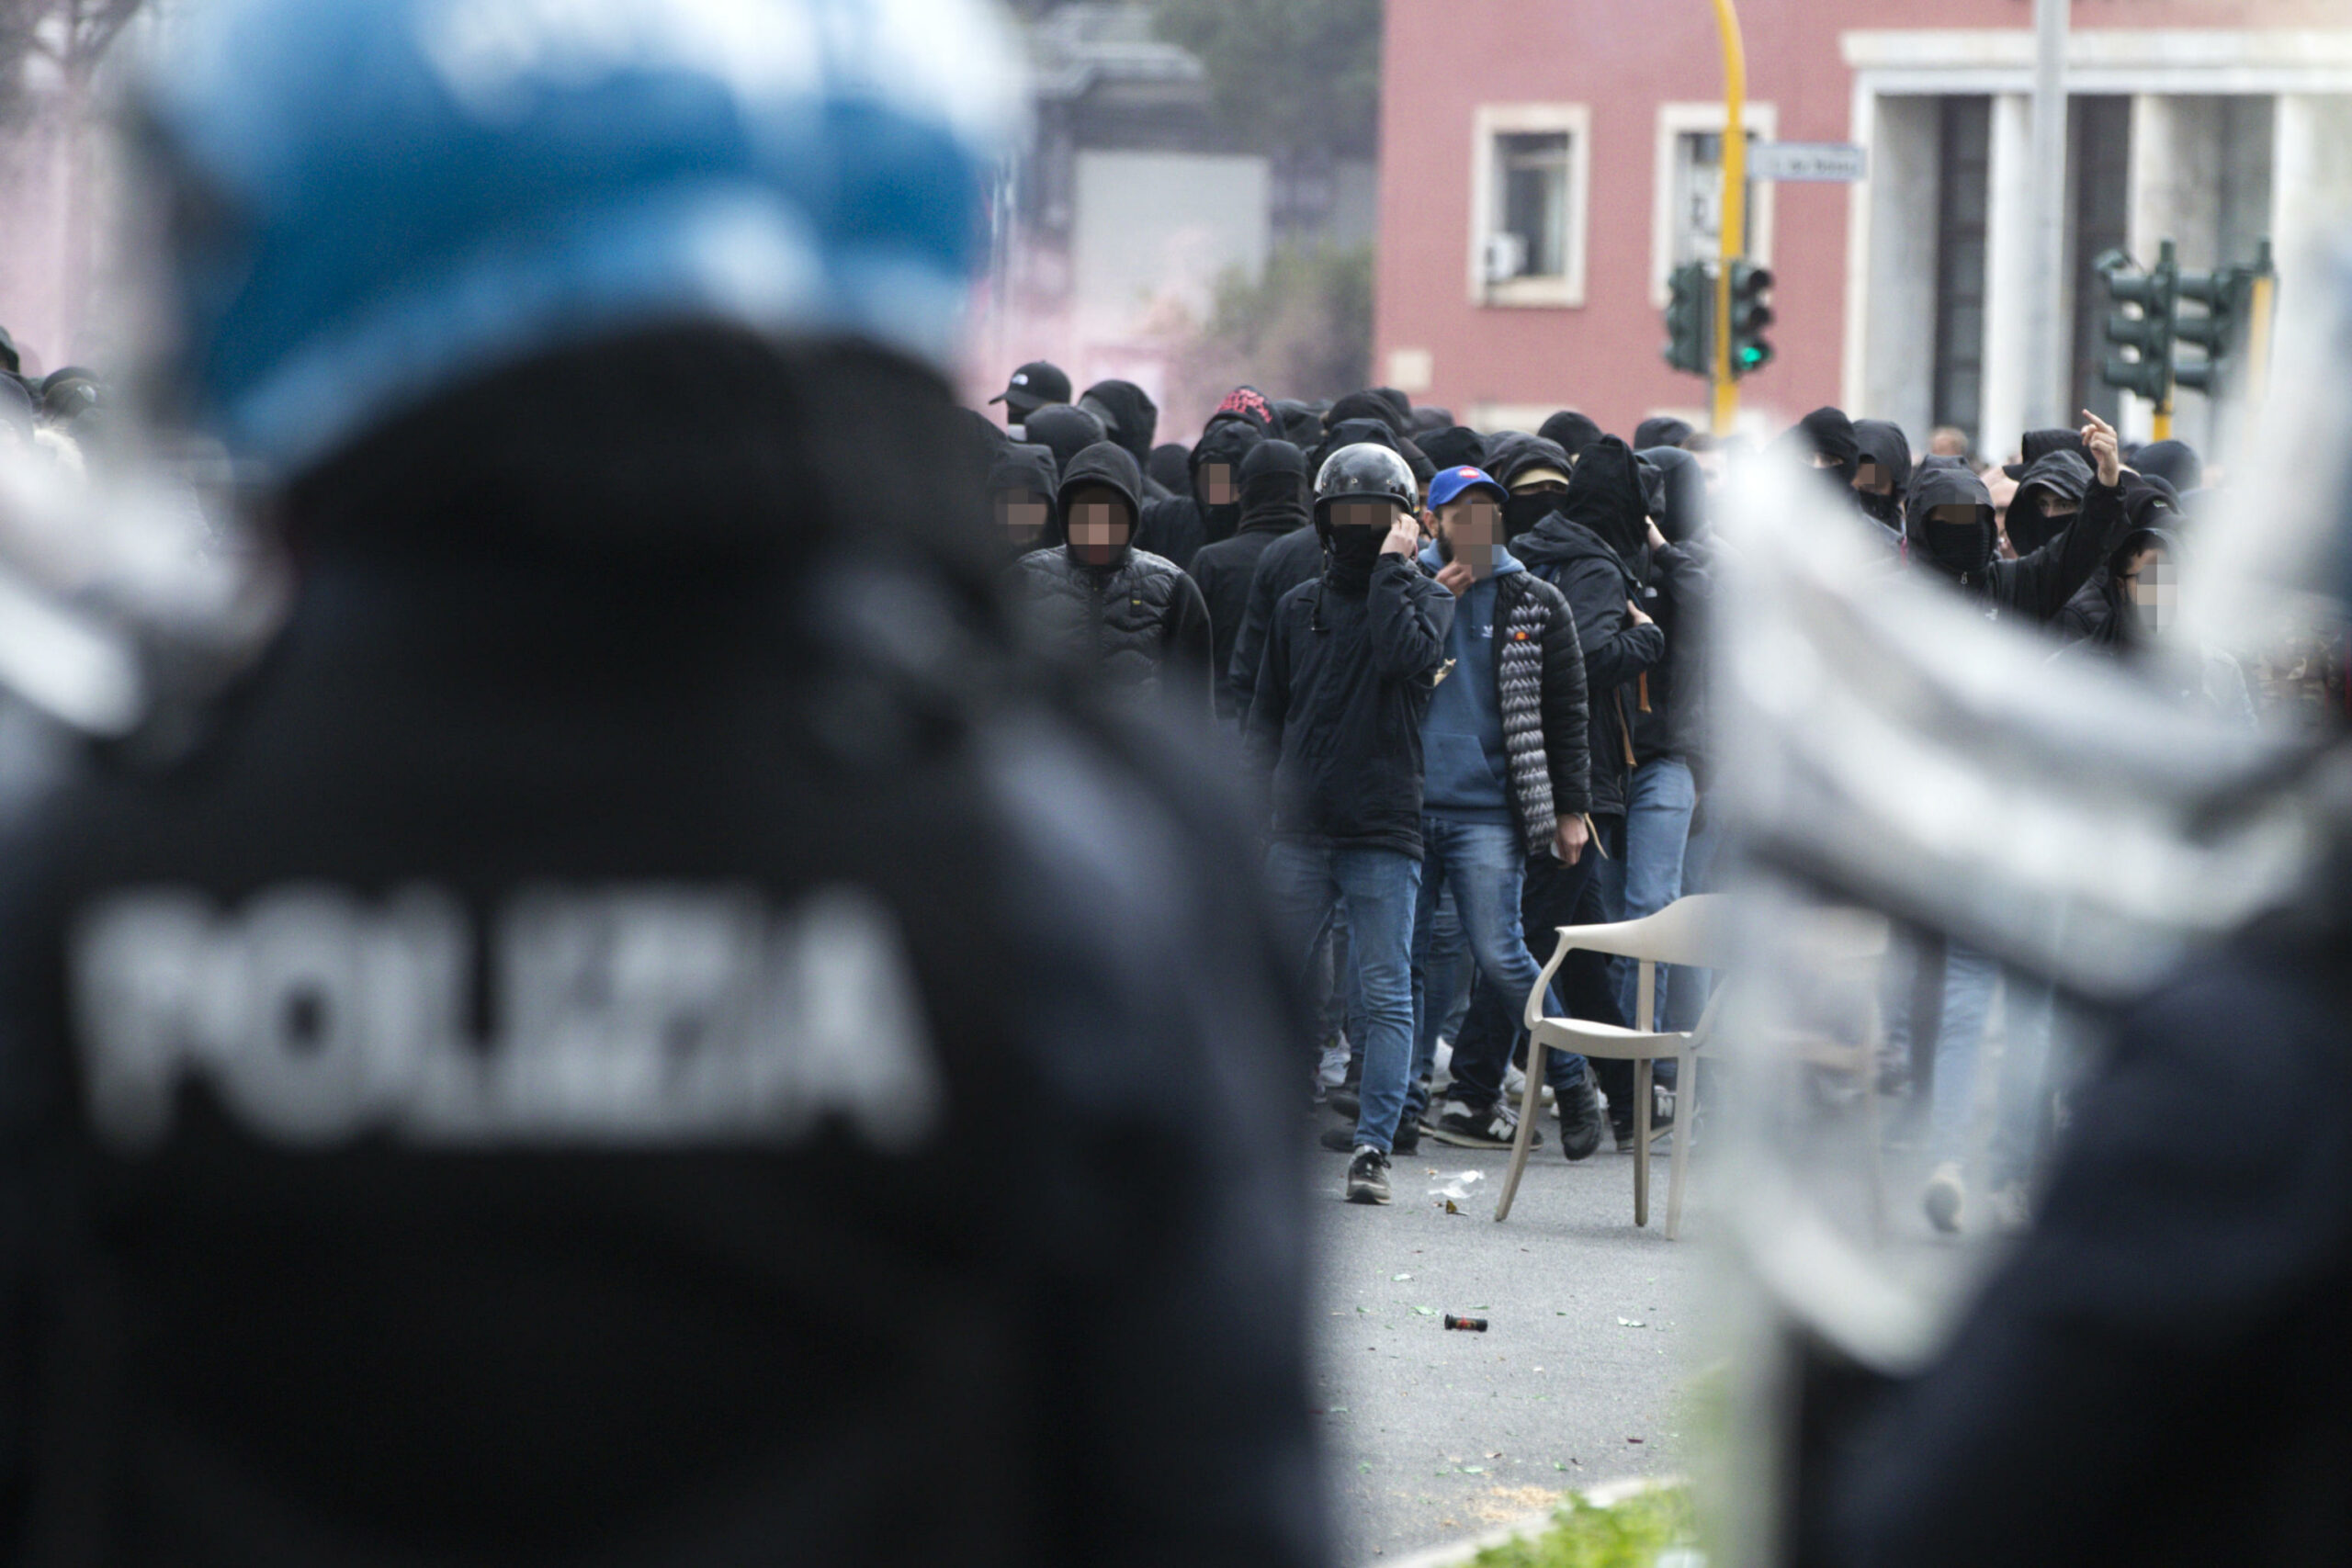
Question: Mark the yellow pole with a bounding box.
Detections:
[2152,380,2173,442]
[1709,0,1747,437]
[2246,271,2276,413]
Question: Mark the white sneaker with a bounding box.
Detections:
[1317,1035,1351,1089]
[1924,1161,1966,1234]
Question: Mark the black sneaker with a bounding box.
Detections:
[1321,1120,1419,1155]
[1328,1087,1361,1121]
[1610,1082,1677,1152]
[1557,1075,1603,1161]
[1431,1101,1539,1150]
[1345,1145,1392,1204]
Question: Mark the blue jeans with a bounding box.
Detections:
[1928,941,2054,1180]
[1596,759,1698,1030]
[1265,841,1421,1154]
[1447,826,1610,1109]
[1407,818,1555,1123]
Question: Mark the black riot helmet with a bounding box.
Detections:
[1312,442,1418,535]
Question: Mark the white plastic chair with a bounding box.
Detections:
[1494,894,1737,1235]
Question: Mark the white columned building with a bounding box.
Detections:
[1840,28,2352,468]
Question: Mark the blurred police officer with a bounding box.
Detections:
[0,3,1322,1563]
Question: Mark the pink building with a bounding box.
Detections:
[1371,0,2352,461]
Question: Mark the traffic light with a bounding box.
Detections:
[1727,259,1775,378]
[1663,261,1712,377]
[2173,237,2275,399]
[2097,242,2176,406]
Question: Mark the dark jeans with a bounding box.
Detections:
[1446,815,1625,1111]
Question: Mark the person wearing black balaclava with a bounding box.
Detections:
[1245,443,1454,1205]
[1147,442,1192,495]
[987,441,1060,558]
[1852,419,1913,539]
[1272,399,1323,449]
[1781,405,1860,491]
[1486,434,1576,545]
[1901,411,2135,1239]
[1409,405,1453,436]
[1012,441,1211,717]
[1228,424,1408,724]
[1454,435,1669,1150]
[1633,415,1694,453]
[2005,447,2093,558]
[1141,413,1264,570]
[1192,440,1311,726]
[1540,410,1603,465]
[1079,378,1170,499]
[1313,415,1403,477]
[1021,402,1106,482]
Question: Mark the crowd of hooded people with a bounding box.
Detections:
[972,356,2301,1223]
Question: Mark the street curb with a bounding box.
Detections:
[1369,1474,1685,1568]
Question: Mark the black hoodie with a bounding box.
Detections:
[986,442,1061,556]
[1540,410,1603,461]
[1191,441,1311,724]
[1634,445,1714,769]
[1785,406,1860,489]
[1013,442,1212,714]
[1140,416,1264,570]
[1243,516,1453,859]
[1022,403,1106,479]
[1324,389,1408,437]
[1078,379,1159,469]
[1419,426,1486,472]
[1903,456,2126,624]
[1511,436,1668,817]
[2007,449,2093,558]
[1486,434,1577,543]
[1852,418,1913,536]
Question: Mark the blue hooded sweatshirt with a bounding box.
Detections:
[1417,538,1523,823]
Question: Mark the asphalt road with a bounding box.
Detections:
[1306,1111,1704,1563]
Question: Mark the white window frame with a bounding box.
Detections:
[1650,101,1778,308]
[1467,103,1592,309]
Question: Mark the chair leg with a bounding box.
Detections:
[1495,1038,1549,1222]
[1633,1055,1653,1227]
[1666,1050,1691,1241]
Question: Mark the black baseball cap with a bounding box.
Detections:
[989,360,1070,418]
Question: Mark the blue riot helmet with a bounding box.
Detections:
[139,0,1020,471]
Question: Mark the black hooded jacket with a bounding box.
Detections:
[1191,441,1310,725]
[1323,389,1408,437]
[1903,457,2127,624]
[987,442,1061,555]
[1851,419,1913,536]
[1510,437,1668,818]
[1539,411,1602,462]
[1243,535,1454,859]
[1014,443,1213,715]
[2007,449,2094,558]
[1634,446,1713,770]
[1020,403,1105,479]
[1077,379,1158,470]
[1782,406,1860,491]
[0,331,1321,1568]
[1140,417,1263,570]
[1227,525,1326,729]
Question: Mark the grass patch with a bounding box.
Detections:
[1466,1484,1697,1568]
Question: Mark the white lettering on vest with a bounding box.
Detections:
[72,883,943,1153]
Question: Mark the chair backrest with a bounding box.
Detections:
[1550,893,1738,970]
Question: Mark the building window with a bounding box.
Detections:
[1931,96,1991,443]
[1468,105,1590,308]
[1650,103,1776,305]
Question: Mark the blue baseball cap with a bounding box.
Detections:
[1428,465,1507,510]
[141,0,1021,471]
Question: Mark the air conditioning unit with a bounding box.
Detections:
[1481,231,1527,286]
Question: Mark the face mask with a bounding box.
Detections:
[1502,491,1558,540]
[1327,525,1383,570]
[1924,521,1987,581]
[1859,489,1901,525]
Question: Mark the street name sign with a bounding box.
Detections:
[1748,141,1868,183]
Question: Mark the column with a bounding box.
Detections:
[1977,94,2034,468]
[1853,91,1941,444]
